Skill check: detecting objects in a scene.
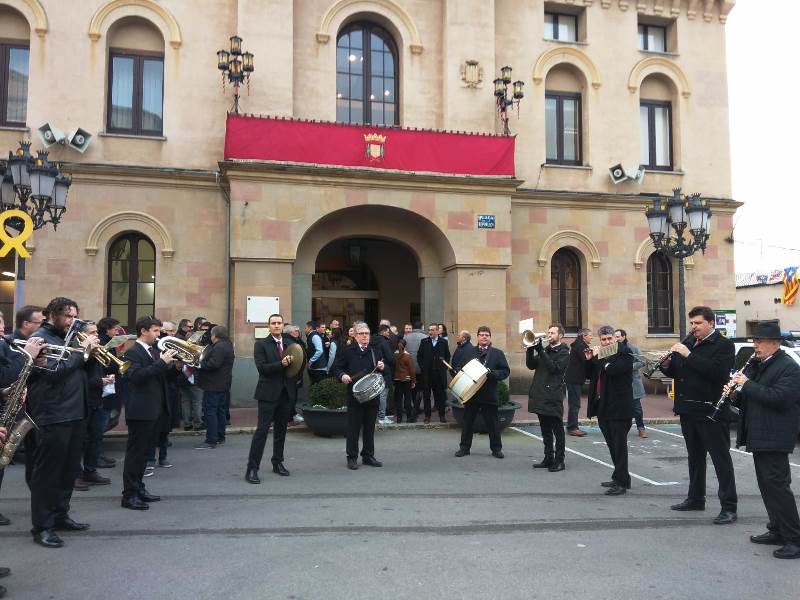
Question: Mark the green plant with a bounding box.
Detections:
[308,377,347,409]
[498,380,510,406]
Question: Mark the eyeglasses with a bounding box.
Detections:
[356,331,370,335]
[26,320,43,325]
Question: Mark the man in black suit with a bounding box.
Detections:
[661,305,737,524]
[586,325,634,496]
[451,330,474,371]
[729,322,800,559]
[417,323,451,423]
[331,321,385,470]
[27,297,98,547]
[121,316,177,511]
[245,314,298,483]
[454,325,510,459]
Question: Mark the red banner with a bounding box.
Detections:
[224,114,515,177]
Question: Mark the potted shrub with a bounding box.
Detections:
[301,377,349,437]
[447,381,520,433]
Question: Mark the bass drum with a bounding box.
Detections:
[448,358,489,404]
[351,372,385,403]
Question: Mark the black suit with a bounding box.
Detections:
[247,336,298,471]
[122,341,171,500]
[331,343,381,460]
[662,331,737,511]
[417,336,451,419]
[459,345,510,454]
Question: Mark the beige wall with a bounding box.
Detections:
[737,285,800,333]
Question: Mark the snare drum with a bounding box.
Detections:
[448,358,489,404]
[351,372,386,403]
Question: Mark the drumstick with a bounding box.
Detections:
[441,359,455,371]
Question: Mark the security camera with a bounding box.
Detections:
[67,128,93,153]
[37,123,66,147]
[608,164,627,184]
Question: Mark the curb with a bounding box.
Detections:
[105,417,682,438]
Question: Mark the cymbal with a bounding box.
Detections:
[284,342,306,379]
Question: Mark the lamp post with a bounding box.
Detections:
[0,140,72,311]
[493,65,524,136]
[217,35,254,114]
[644,187,712,338]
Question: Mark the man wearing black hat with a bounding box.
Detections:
[727,321,800,559]
[661,305,737,524]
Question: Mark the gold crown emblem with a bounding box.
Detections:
[363,133,387,143]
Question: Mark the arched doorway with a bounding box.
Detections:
[313,237,420,330]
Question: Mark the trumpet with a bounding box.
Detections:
[10,338,89,362]
[75,332,131,375]
[157,336,205,367]
[522,330,546,348]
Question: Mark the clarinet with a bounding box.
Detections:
[642,333,694,378]
[708,354,757,422]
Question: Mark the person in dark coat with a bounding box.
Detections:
[454,326,510,459]
[527,324,570,472]
[27,297,99,546]
[661,305,737,524]
[451,330,474,371]
[79,321,112,487]
[564,328,592,437]
[121,316,177,511]
[331,321,385,470]
[729,322,800,559]
[196,325,235,449]
[371,324,394,423]
[586,325,634,496]
[246,314,298,483]
[417,323,451,423]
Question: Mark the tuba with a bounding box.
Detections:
[157,336,205,367]
[0,342,36,468]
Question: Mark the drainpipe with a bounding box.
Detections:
[216,171,232,329]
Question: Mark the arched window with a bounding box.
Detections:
[336,22,398,125]
[107,233,156,331]
[0,5,30,127]
[545,65,584,165]
[639,74,675,170]
[551,248,581,332]
[647,251,673,333]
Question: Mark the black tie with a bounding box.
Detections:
[149,345,160,362]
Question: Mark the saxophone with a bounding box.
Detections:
[0,343,36,469]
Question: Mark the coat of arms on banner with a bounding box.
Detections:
[363,133,386,161]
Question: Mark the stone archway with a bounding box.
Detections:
[293,205,455,329]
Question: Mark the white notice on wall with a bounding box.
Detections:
[518,318,534,334]
[246,296,280,324]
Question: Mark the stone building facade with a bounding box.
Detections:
[0,0,739,401]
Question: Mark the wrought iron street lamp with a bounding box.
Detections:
[0,140,71,231]
[217,35,255,114]
[493,65,524,136]
[645,187,712,338]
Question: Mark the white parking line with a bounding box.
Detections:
[510,427,680,486]
[647,426,800,469]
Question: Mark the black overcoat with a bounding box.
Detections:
[526,342,570,417]
[470,346,510,406]
[586,343,634,419]
[124,342,171,422]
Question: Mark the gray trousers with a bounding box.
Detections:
[181,385,204,426]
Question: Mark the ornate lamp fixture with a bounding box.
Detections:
[0,141,71,231]
[493,65,524,135]
[645,188,712,337]
[217,35,255,114]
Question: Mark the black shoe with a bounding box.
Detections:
[713,510,737,525]
[492,451,504,459]
[53,516,90,531]
[183,425,193,431]
[751,531,784,545]
[121,497,149,511]
[272,463,290,476]
[245,468,261,484]
[548,461,565,472]
[73,478,89,491]
[454,448,470,457]
[138,490,161,503]
[0,513,9,526]
[773,543,800,559]
[0,584,6,598]
[99,455,116,465]
[347,458,359,470]
[408,418,417,423]
[439,414,447,423]
[33,529,64,548]
[605,485,627,496]
[96,456,116,469]
[0,567,8,578]
[670,499,705,511]
[533,458,554,469]
[362,456,383,467]
[82,471,111,485]
[601,481,616,487]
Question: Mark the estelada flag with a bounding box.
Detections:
[782,266,799,305]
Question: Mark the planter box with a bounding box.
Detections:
[447,400,521,433]
[301,403,348,437]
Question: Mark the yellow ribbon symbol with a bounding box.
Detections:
[0,209,33,258]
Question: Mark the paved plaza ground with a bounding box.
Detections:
[0,420,797,600]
